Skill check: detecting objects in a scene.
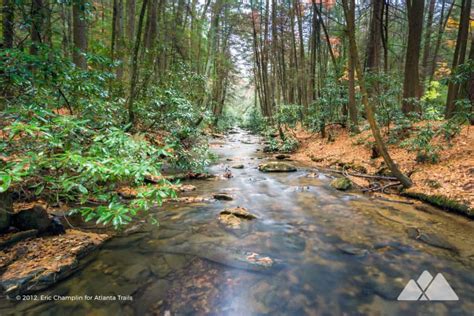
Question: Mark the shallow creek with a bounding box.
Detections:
[1,130,474,315]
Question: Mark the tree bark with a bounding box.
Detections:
[126,0,136,42]
[144,0,158,51]
[429,0,454,82]
[365,0,383,72]
[2,0,14,48]
[127,0,149,127]
[381,0,389,72]
[72,0,88,69]
[401,0,424,114]
[445,0,472,118]
[466,38,474,125]
[421,0,435,84]
[30,0,44,55]
[343,0,412,188]
[348,38,359,133]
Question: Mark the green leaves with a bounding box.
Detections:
[1,44,212,229]
[0,174,11,193]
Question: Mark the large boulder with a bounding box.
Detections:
[330,177,352,191]
[12,205,53,233]
[258,162,297,173]
[0,192,12,233]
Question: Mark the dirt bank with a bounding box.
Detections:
[291,123,473,216]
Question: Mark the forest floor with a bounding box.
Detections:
[291,122,473,216]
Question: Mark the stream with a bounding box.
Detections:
[1,129,474,315]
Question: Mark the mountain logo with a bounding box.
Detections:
[397,271,459,301]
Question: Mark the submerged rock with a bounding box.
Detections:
[178,184,197,192]
[232,164,244,169]
[406,227,457,252]
[258,162,297,173]
[213,193,234,201]
[220,207,257,220]
[305,172,319,178]
[330,177,352,191]
[159,245,278,272]
[218,207,257,232]
[337,244,369,256]
[167,196,213,204]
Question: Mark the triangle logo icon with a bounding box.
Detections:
[397,271,459,301]
[424,273,459,301]
[397,279,423,300]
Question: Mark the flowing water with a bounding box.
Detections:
[2,130,474,315]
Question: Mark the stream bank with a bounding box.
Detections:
[290,124,473,217]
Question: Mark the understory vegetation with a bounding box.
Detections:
[1,0,473,227]
[1,44,218,228]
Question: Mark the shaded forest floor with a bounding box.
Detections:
[291,122,473,215]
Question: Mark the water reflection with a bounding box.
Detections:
[1,129,473,315]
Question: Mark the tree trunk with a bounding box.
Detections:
[127,0,149,127]
[445,0,471,118]
[381,0,389,72]
[144,0,158,51]
[343,0,412,188]
[348,38,359,133]
[126,0,136,42]
[365,0,383,72]
[295,0,308,110]
[30,0,44,55]
[421,0,435,84]
[72,0,88,69]
[3,0,14,48]
[401,0,424,114]
[429,0,454,82]
[466,39,474,125]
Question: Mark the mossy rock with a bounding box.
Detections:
[330,177,352,191]
[258,162,297,173]
[0,192,12,233]
[402,191,472,218]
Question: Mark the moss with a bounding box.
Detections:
[401,191,473,218]
[331,177,352,191]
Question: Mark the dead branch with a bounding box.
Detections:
[319,167,399,181]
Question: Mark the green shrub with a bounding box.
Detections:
[0,112,177,228]
[401,123,440,164]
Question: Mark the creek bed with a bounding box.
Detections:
[1,129,474,315]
